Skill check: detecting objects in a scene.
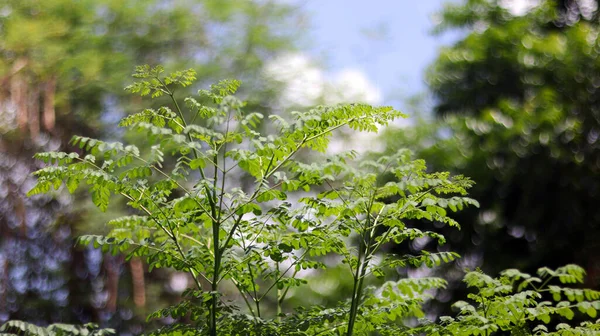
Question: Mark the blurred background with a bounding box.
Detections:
[1,0,600,334]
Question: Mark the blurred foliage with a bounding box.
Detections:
[381,0,600,313]
[0,0,301,137]
[0,0,304,333]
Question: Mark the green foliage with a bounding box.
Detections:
[0,0,308,329]
[22,66,600,335]
[0,320,114,336]
[415,0,600,277]
[378,3,600,328]
[418,265,600,335]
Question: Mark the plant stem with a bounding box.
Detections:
[247,262,261,318]
[275,262,282,322]
[232,280,256,318]
[162,82,221,336]
[209,151,220,336]
[347,224,369,335]
[346,193,379,336]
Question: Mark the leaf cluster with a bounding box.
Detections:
[0,320,114,336]
[419,265,600,335]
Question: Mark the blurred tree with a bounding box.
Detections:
[382,0,600,308]
[0,0,304,332]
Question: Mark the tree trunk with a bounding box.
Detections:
[130,258,146,308]
[28,85,40,139]
[105,255,120,313]
[10,58,28,133]
[43,77,56,132]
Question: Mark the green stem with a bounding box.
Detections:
[346,192,378,336]
[209,152,220,336]
[347,257,363,334]
[246,260,261,319]
[275,262,281,321]
[161,81,221,336]
[347,226,368,335]
[232,280,256,318]
[278,268,299,306]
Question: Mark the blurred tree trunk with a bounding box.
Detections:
[28,85,40,140]
[104,255,121,313]
[43,77,56,133]
[10,59,28,132]
[67,243,97,323]
[130,258,146,308]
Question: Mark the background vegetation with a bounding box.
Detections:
[1,0,600,334]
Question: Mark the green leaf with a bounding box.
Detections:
[91,184,110,212]
[235,203,262,216]
[189,158,206,169]
[174,197,199,214]
[587,307,597,318]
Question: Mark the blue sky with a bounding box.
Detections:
[303,1,459,107]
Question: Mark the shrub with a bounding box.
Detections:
[5,66,599,335]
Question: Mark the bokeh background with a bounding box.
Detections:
[1,0,599,334]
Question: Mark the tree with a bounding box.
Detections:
[0,0,304,329]
[382,0,600,304]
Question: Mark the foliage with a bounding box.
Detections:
[419,265,600,335]
[0,0,305,329]
[0,0,300,137]
[17,65,600,335]
[20,65,476,335]
[430,0,600,271]
[379,0,600,310]
[0,320,114,336]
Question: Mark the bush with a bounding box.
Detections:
[6,66,600,335]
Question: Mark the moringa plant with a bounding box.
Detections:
[5,66,599,336]
[419,265,600,335]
